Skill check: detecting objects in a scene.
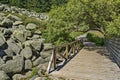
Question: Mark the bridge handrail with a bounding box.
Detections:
[105,37,120,68]
[44,40,81,51]
[46,39,83,74]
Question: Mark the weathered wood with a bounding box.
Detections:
[69,47,73,56]
[46,39,83,74]
[53,49,56,69]
[65,45,69,59]
[46,50,54,74]
[72,44,75,54]
[58,53,67,60]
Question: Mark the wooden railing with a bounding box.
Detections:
[44,40,83,74]
[105,37,120,68]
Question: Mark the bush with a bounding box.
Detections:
[87,33,104,46]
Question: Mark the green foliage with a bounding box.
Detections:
[6,12,42,26]
[28,68,38,79]
[0,0,68,12]
[106,16,120,37]
[0,0,9,4]
[70,32,83,39]
[87,33,104,46]
[2,0,120,45]
[45,0,120,44]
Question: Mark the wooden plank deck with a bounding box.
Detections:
[51,47,120,80]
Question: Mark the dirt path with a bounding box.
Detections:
[51,47,120,80]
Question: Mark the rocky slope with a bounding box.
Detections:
[0,3,48,21]
[0,4,57,80]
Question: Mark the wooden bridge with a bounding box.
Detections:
[44,37,120,80]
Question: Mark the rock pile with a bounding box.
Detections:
[0,11,52,80]
[0,3,49,21]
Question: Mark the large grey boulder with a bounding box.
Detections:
[25,59,32,70]
[12,74,26,80]
[7,14,22,22]
[34,77,42,80]
[0,56,24,73]
[0,71,10,80]
[20,47,33,59]
[5,41,21,56]
[31,39,43,51]
[1,18,13,28]
[23,39,43,51]
[34,30,42,35]
[40,51,51,59]
[33,57,45,66]
[22,40,33,47]
[13,21,23,26]
[26,23,37,30]
[32,34,40,39]
[12,30,27,42]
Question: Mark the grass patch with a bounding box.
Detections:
[3,12,46,27]
[70,32,84,39]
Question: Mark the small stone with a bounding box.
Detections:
[34,77,42,80]
[31,39,43,51]
[26,23,37,30]
[32,34,40,39]
[6,41,21,55]
[12,74,26,80]
[34,30,42,35]
[12,30,27,42]
[30,75,39,80]
[40,51,51,59]
[25,71,32,78]
[20,47,33,59]
[25,30,32,37]
[25,59,32,70]
[22,40,32,47]
[31,56,36,61]
[0,71,10,80]
[13,21,23,26]
[7,14,22,22]
[33,57,46,66]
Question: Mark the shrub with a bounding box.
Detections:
[87,33,104,46]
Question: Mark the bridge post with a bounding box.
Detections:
[46,50,54,74]
[72,43,75,54]
[66,45,69,59]
[53,48,56,69]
